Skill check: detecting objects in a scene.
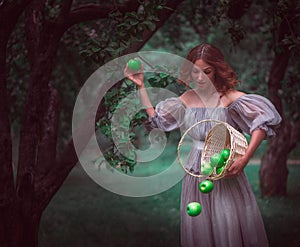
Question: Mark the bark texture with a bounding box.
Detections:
[260,1,299,196]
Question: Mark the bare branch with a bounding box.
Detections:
[63,1,139,29]
[24,1,46,66]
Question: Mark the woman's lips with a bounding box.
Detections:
[195,81,207,85]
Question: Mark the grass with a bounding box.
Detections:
[245,165,300,247]
[39,162,300,247]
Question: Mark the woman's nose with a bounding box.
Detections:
[197,72,205,81]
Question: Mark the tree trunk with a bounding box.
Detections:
[259,14,292,197]
[260,121,290,196]
[0,204,41,247]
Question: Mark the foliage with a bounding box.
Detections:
[145,0,300,93]
[279,61,300,122]
[95,68,184,173]
[96,78,146,173]
[6,0,300,175]
[79,0,169,64]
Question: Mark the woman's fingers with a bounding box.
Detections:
[224,160,243,177]
[124,64,144,87]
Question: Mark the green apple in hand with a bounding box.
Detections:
[186,202,202,217]
[127,59,142,71]
[199,180,214,193]
[201,162,213,176]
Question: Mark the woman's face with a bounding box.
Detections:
[191,59,215,90]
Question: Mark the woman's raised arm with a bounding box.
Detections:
[124,63,155,118]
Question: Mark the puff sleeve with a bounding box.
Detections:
[148,97,186,131]
[227,94,282,137]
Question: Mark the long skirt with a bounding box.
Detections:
[180,172,269,247]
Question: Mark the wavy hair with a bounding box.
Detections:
[179,44,239,93]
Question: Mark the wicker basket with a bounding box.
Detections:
[177,119,248,180]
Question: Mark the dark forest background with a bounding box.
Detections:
[0,0,299,246]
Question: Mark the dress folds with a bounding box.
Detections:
[149,94,282,247]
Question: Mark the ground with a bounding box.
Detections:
[39,162,300,247]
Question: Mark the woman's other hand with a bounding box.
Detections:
[225,156,249,178]
[225,129,266,178]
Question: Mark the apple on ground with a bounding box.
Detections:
[199,180,214,193]
[186,202,202,217]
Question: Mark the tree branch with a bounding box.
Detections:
[226,0,252,20]
[0,0,33,38]
[58,0,73,21]
[267,20,291,115]
[123,0,185,54]
[24,0,46,66]
[63,1,140,29]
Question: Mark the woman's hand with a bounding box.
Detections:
[225,156,249,178]
[224,129,266,178]
[124,63,144,87]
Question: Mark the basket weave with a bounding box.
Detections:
[177,119,248,180]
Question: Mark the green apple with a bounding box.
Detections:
[201,162,213,176]
[199,180,214,193]
[127,59,142,71]
[216,165,225,175]
[186,202,202,217]
[210,153,225,168]
[221,148,230,161]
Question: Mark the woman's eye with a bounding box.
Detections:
[204,70,211,74]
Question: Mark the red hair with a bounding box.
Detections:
[179,44,239,93]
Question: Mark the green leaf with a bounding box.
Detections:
[130,19,139,26]
[91,47,101,52]
[142,20,156,31]
[125,12,139,19]
[159,72,168,79]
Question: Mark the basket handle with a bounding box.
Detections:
[177,119,228,178]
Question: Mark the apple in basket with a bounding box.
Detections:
[216,165,225,175]
[201,162,213,176]
[199,180,214,193]
[221,148,230,161]
[210,153,225,168]
[186,202,202,217]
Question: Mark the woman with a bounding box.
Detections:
[124,44,281,247]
